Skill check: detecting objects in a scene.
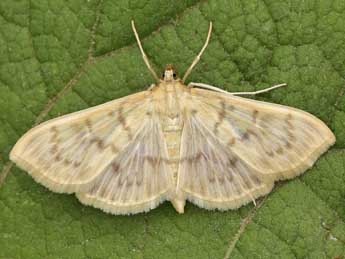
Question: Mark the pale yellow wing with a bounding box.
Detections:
[177,113,274,210]
[177,88,335,210]
[76,116,174,215]
[10,91,152,193]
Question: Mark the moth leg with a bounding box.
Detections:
[188,82,287,96]
[182,22,213,83]
[147,84,156,91]
[131,20,160,83]
[229,83,287,95]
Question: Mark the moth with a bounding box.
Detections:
[10,21,335,215]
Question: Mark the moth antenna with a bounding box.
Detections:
[182,21,213,83]
[131,20,160,82]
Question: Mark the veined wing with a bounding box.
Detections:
[76,115,174,215]
[177,110,274,210]
[176,88,335,210]
[10,91,152,193]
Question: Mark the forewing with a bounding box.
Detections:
[10,91,151,193]
[192,88,335,180]
[76,116,174,215]
[177,88,335,209]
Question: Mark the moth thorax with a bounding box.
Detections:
[163,64,176,81]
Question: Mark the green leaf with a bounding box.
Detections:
[1,0,345,258]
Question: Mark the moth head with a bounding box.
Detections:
[162,64,177,81]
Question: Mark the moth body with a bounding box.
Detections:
[151,67,191,212]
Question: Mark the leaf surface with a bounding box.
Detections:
[1,0,345,258]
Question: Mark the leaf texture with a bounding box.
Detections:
[1,0,345,258]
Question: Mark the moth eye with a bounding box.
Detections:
[173,73,177,78]
[162,73,165,78]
